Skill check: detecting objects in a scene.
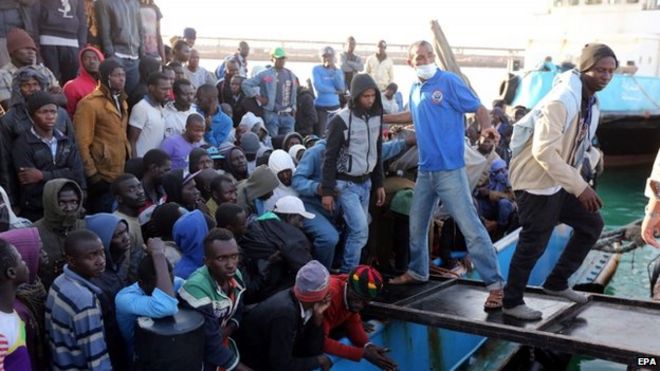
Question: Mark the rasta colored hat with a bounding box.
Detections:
[271,47,287,59]
[26,91,56,116]
[348,265,383,299]
[579,43,618,72]
[294,260,329,302]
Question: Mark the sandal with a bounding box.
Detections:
[484,288,503,311]
[388,272,427,285]
[429,265,461,279]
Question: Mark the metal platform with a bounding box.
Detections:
[366,276,660,365]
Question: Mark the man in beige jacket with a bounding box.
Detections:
[502,44,618,320]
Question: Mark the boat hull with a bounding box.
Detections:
[597,115,660,166]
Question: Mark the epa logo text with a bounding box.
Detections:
[636,357,658,369]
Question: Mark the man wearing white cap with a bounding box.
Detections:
[238,260,333,371]
[312,46,345,136]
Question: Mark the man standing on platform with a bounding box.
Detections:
[339,36,363,92]
[500,44,616,320]
[364,40,393,92]
[386,40,505,312]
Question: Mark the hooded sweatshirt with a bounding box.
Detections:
[236,165,279,217]
[264,150,298,211]
[173,210,208,279]
[1,66,76,141]
[84,212,131,370]
[34,179,86,290]
[0,227,47,370]
[321,73,384,196]
[63,46,105,116]
[162,169,196,210]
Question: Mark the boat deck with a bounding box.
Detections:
[366,276,660,365]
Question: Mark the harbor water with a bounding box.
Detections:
[203,58,657,369]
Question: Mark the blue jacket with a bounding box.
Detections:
[197,105,233,147]
[312,65,344,108]
[292,139,326,209]
[173,210,208,279]
[241,67,298,112]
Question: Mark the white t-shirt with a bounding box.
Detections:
[0,310,21,351]
[129,98,166,157]
[163,102,197,138]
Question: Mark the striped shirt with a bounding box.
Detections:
[45,265,112,371]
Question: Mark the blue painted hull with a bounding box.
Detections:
[332,225,577,371]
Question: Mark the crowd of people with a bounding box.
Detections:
[0,1,651,370]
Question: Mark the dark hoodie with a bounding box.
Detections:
[321,73,384,196]
[34,179,86,290]
[162,168,196,210]
[62,46,105,116]
[236,165,279,217]
[1,66,75,139]
[0,66,77,205]
[85,212,130,370]
[173,210,208,279]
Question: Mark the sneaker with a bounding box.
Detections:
[543,288,588,304]
[502,304,543,320]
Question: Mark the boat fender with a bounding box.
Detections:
[498,73,520,105]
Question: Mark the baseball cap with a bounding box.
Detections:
[273,196,315,219]
[206,146,224,160]
[271,47,287,59]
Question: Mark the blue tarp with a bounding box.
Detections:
[511,71,660,114]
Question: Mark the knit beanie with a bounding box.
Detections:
[239,132,261,156]
[6,28,36,55]
[348,265,384,299]
[26,91,56,116]
[99,58,124,87]
[294,260,330,302]
[579,43,618,72]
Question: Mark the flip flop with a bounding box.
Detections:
[388,272,427,285]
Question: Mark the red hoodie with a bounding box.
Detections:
[322,275,370,361]
[62,46,104,117]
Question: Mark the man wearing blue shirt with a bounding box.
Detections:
[312,46,344,136]
[386,40,504,310]
[115,238,182,357]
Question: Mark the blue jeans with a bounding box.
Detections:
[117,57,140,97]
[336,179,371,273]
[302,202,340,269]
[408,168,504,289]
[263,111,295,137]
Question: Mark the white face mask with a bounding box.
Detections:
[415,63,437,80]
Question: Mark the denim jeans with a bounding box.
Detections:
[117,57,140,97]
[302,202,340,269]
[263,111,295,137]
[407,168,504,289]
[336,179,371,273]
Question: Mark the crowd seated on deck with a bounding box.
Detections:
[0,2,616,370]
